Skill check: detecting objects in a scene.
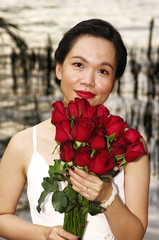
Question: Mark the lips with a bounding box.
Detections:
[75,90,96,99]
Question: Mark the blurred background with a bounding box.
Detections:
[0,0,158,239]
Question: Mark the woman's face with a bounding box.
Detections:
[56,35,117,106]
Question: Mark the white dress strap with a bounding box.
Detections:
[33,125,37,151]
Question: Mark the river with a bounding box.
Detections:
[0,0,159,49]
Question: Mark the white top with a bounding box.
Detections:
[27,126,125,240]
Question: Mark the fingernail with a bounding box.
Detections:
[71,165,75,170]
[66,174,70,178]
[66,168,69,173]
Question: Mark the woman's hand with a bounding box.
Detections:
[68,166,113,203]
[46,225,79,240]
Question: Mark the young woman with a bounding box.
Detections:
[0,19,149,240]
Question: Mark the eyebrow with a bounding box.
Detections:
[71,56,114,70]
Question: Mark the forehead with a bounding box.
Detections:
[67,35,116,65]
[72,34,114,49]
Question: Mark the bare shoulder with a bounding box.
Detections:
[1,126,34,172]
[10,126,33,149]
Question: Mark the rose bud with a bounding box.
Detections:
[51,101,67,125]
[120,128,142,145]
[111,141,127,156]
[125,141,146,162]
[60,140,76,162]
[71,117,95,142]
[88,149,115,175]
[67,98,95,119]
[88,127,106,150]
[96,104,110,117]
[67,98,84,120]
[75,146,92,167]
[55,120,71,143]
[84,105,97,119]
[105,115,127,138]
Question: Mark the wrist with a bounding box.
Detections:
[100,182,118,210]
[44,226,52,239]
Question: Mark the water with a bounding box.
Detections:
[0,0,159,49]
[0,1,159,239]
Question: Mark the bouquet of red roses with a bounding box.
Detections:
[37,98,146,238]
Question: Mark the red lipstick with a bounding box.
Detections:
[75,90,96,99]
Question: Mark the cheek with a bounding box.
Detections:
[98,80,114,94]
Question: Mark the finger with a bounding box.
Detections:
[59,228,79,240]
[69,170,93,194]
[69,168,103,193]
[70,175,91,196]
[71,183,93,200]
[72,166,98,181]
[52,227,79,240]
[69,166,101,184]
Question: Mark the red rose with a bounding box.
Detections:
[67,98,85,120]
[119,128,142,145]
[97,114,111,129]
[125,141,146,162]
[51,101,67,125]
[67,98,97,120]
[111,141,127,156]
[96,104,110,117]
[83,105,97,119]
[55,120,71,143]
[60,140,76,162]
[105,115,127,138]
[71,117,95,142]
[88,149,115,175]
[88,126,106,150]
[75,146,92,167]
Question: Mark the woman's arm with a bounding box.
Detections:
[69,139,150,240]
[0,130,79,240]
[105,152,150,240]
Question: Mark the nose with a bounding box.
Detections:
[80,69,95,87]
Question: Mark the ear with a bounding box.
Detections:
[56,63,62,80]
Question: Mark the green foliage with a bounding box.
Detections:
[99,175,110,183]
[36,177,58,213]
[49,159,66,175]
[89,201,103,215]
[52,191,68,213]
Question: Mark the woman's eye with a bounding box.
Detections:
[99,69,109,75]
[74,62,83,68]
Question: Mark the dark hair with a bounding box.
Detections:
[54,19,127,79]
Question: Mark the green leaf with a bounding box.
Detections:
[36,177,59,213]
[90,148,96,158]
[89,201,102,215]
[106,134,116,147]
[50,173,65,181]
[48,160,66,176]
[65,202,75,212]
[64,186,78,204]
[115,153,126,161]
[99,175,110,183]
[118,158,127,167]
[78,193,84,205]
[73,141,82,150]
[37,190,51,213]
[42,177,59,191]
[52,191,68,213]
